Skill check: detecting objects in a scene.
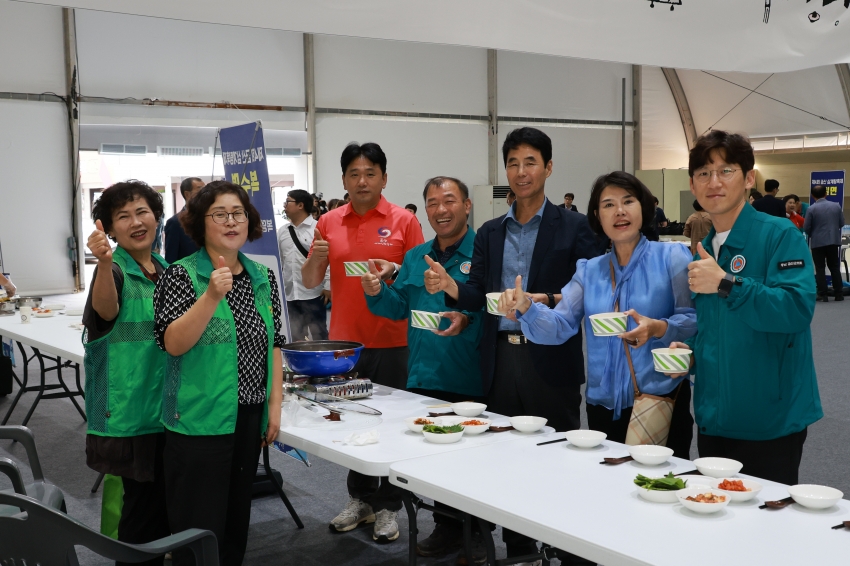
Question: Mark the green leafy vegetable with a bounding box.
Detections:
[423,424,463,434]
[634,472,687,491]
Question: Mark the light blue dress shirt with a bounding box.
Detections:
[499,200,546,331]
[517,237,696,419]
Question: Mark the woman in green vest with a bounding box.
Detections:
[84,180,170,564]
[153,180,284,566]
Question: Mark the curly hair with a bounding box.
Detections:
[91,180,164,240]
[180,181,263,247]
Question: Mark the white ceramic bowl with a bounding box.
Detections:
[588,312,628,336]
[715,478,763,502]
[788,484,844,510]
[565,429,607,448]
[485,293,505,316]
[676,487,731,514]
[676,475,717,490]
[454,418,491,435]
[404,416,436,433]
[651,348,692,374]
[628,445,674,466]
[451,402,487,417]
[637,478,712,504]
[509,416,547,433]
[423,429,464,444]
[693,457,743,478]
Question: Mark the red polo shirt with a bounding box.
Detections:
[312,196,424,348]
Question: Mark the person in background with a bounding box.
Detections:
[683,199,713,255]
[501,171,696,460]
[804,184,845,302]
[506,189,516,207]
[650,196,667,241]
[302,142,424,544]
[311,195,322,221]
[0,272,16,297]
[783,194,805,230]
[363,176,486,562]
[151,213,165,255]
[278,189,330,341]
[559,192,578,212]
[752,178,785,217]
[799,195,810,218]
[404,203,418,215]
[164,177,202,263]
[327,198,342,211]
[748,190,763,205]
[154,181,284,565]
[343,193,350,203]
[84,180,170,564]
[671,130,821,486]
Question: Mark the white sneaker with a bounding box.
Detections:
[372,509,400,543]
[329,497,375,532]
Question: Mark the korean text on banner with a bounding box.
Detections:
[810,170,845,209]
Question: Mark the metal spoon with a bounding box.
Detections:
[830,521,850,530]
[759,496,794,509]
[600,456,634,465]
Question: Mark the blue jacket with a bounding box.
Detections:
[365,229,483,396]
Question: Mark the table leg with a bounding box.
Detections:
[476,516,496,566]
[401,490,419,566]
[261,445,304,528]
[462,512,473,566]
[1,343,29,425]
[55,357,86,422]
[19,348,47,427]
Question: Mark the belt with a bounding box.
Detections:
[497,331,528,345]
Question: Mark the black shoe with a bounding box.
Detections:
[417,523,463,557]
[817,295,829,302]
[835,294,845,301]
[456,531,488,565]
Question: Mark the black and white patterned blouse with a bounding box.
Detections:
[154,265,285,405]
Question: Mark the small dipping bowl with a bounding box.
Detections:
[423,429,464,444]
[509,416,547,433]
[714,478,762,503]
[693,457,743,478]
[565,430,607,448]
[628,445,674,466]
[404,416,436,433]
[788,484,844,510]
[676,487,731,514]
[451,402,487,417]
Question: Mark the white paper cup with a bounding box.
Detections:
[410,310,441,330]
[588,312,628,336]
[485,293,505,316]
[652,348,692,374]
[20,306,32,324]
[344,261,370,276]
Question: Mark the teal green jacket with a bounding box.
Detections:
[687,203,822,441]
[365,229,483,396]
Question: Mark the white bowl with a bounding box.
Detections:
[423,429,464,444]
[677,475,717,489]
[404,416,436,433]
[451,402,487,417]
[565,430,607,448]
[588,312,628,336]
[509,416,547,433]
[485,293,505,316]
[637,478,712,504]
[715,478,763,502]
[693,457,743,478]
[651,348,692,374]
[454,418,491,435]
[410,310,442,330]
[628,445,674,466]
[788,484,844,510]
[676,487,731,514]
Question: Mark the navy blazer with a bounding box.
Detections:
[447,199,600,395]
[164,211,199,264]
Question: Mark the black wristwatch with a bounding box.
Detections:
[717,273,742,299]
[546,293,556,308]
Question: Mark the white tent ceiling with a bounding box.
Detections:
[16,0,850,73]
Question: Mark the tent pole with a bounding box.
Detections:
[63,8,82,292]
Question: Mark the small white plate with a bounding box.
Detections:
[33,312,57,318]
[64,308,85,316]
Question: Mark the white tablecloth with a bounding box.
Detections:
[0,312,84,364]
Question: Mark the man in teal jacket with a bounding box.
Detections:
[673,130,822,486]
[362,176,484,561]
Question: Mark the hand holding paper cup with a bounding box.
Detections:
[656,342,694,377]
[486,293,504,316]
[588,312,628,336]
[344,261,369,276]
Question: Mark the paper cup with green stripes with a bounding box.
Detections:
[485,292,506,316]
[410,310,442,330]
[344,261,370,276]
[652,348,693,374]
[588,312,628,336]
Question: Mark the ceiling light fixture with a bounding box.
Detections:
[646,0,682,10]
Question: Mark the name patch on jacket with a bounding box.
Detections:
[778,260,805,270]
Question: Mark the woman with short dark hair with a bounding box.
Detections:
[499,171,697,458]
[153,180,284,565]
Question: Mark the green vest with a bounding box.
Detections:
[162,248,274,436]
[84,246,168,437]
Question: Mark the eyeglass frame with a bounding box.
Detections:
[692,167,741,184]
[206,210,248,224]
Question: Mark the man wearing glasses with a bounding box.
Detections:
[277,189,330,341]
[670,130,822,486]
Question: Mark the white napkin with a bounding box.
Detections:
[342,430,379,446]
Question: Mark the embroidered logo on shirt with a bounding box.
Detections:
[730,255,746,273]
[459,261,471,274]
[377,227,392,238]
[778,260,805,270]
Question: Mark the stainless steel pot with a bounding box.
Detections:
[13,297,42,308]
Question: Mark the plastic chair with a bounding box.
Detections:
[0,491,219,565]
[0,425,65,515]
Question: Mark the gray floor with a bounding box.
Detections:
[1,297,848,565]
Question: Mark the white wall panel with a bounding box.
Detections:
[315,116,488,240]
[0,99,75,294]
[640,66,690,171]
[0,0,65,94]
[498,52,632,122]
[75,10,304,106]
[314,36,487,115]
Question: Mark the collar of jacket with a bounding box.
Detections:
[702,201,756,256]
[342,194,391,217]
[194,246,263,282]
[427,226,475,261]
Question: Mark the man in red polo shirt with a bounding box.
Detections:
[302,142,423,544]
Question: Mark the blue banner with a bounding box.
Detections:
[810,170,845,209]
[218,121,291,338]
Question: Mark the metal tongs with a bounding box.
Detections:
[294,390,382,416]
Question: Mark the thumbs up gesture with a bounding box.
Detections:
[87,219,113,264]
[207,255,233,302]
[687,242,726,294]
[311,226,329,262]
[423,256,452,295]
[361,259,383,296]
[498,275,531,318]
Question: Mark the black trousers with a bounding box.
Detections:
[346,346,410,512]
[811,245,843,297]
[164,404,264,566]
[287,297,328,342]
[117,434,170,566]
[586,381,694,460]
[698,428,808,486]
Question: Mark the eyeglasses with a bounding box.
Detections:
[206,210,247,224]
[284,199,296,205]
[693,167,740,184]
